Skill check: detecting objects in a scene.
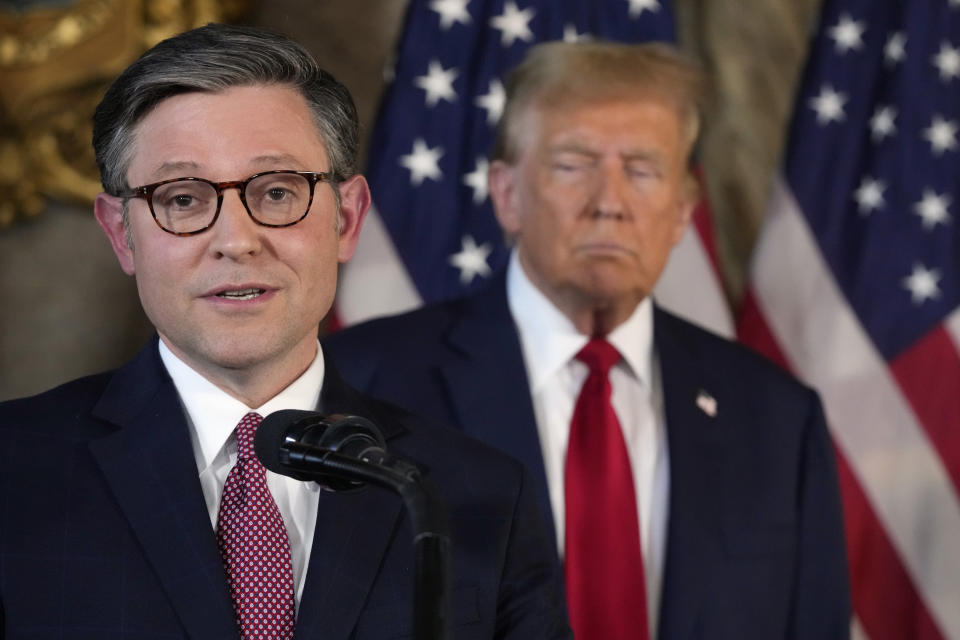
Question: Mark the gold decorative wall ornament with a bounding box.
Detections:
[0,0,247,228]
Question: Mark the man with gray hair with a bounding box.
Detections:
[326,40,851,639]
[0,24,570,639]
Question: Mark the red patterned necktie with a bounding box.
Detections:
[564,338,650,640]
[216,412,296,640]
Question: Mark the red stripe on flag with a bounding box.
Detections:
[690,170,722,273]
[691,200,721,272]
[889,324,960,496]
[836,450,946,640]
[323,309,343,335]
[736,287,945,640]
[735,290,791,371]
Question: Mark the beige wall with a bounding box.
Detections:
[0,0,821,400]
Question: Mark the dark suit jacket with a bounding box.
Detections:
[323,273,852,640]
[0,338,570,639]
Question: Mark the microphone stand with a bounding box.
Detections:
[281,443,450,640]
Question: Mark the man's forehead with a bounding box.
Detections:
[526,97,681,139]
[127,87,330,179]
[130,85,322,140]
[145,154,316,177]
[530,91,681,120]
[544,140,668,162]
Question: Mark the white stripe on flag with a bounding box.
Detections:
[338,206,422,326]
[752,176,960,639]
[944,307,960,354]
[653,225,734,338]
[850,617,869,640]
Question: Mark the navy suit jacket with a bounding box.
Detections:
[0,338,570,639]
[323,274,851,640]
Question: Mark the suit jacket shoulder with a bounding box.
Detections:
[324,289,486,393]
[655,306,811,390]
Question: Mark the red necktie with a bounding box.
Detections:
[216,412,296,640]
[565,339,650,640]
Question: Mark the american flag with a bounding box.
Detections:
[335,0,733,339]
[739,1,960,638]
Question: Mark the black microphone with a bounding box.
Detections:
[255,409,419,491]
[255,409,452,640]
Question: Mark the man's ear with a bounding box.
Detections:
[488,159,521,236]
[94,193,136,275]
[336,174,372,263]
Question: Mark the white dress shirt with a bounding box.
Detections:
[506,251,670,636]
[159,340,324,610]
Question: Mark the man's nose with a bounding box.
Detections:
[207,188,262,258]
[592,164,631,220]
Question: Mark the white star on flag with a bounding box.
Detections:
[884,32,906,65]
[448,235,493,284]
[869,105,897,141]
[902,262,942,305]
[490,1,535,47]
[383,55,397,83]
[429,0,472,30]
[400,138,444,186]
[563,24,589,42]
[932,41,960,82]
[414,60,459,107]
[923,115,958,155]
[475,79,505,126]
[913,189,952,230]
[462,157,489,205]
[828,14,866,53]
[626,0,661,18]
[809,85,847,124]
[853,176,886,214]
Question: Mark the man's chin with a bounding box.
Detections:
[577,270,649,303]
[162,332,278,372]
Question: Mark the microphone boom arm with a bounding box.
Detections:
[279,443,451,640]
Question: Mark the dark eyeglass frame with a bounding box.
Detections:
[113,169,338,236]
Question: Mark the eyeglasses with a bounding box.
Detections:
[113,170,338,236]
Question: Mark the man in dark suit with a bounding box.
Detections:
[0,24,569,639]
[325,41,851,639]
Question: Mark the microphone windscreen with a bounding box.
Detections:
[255,409,317,473]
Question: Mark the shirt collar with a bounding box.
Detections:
[159,339,326,474]
[506,249,654,387]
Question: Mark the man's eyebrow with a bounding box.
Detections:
[622,150,665,163]
[148,155,311,179]
[153,160,201,176]
[547,143,597,156]
[249,153,305,167]
[545,144,666,165]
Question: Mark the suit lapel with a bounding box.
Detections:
[439,276,559,556]
[293,362,405,640]
[653,309,726,640]
[88,340,238,640]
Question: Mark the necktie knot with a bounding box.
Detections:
[234,411,263,462]
[576,338,621,376]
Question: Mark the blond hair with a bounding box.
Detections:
[491,40,706,163]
